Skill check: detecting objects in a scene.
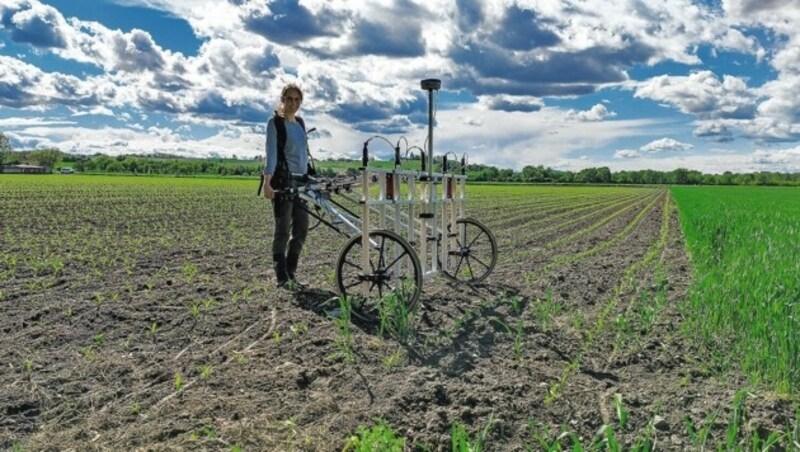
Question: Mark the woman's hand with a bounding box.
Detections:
[262,174,275,199]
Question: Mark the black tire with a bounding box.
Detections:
[441,217,497,283]
[335,229,423,313]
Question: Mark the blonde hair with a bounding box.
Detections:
[277,83,303,116]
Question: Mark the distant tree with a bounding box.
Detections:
[595,167,612,183]
[30,148,62,171]
[0,132,11,169]
[670,168,689,185]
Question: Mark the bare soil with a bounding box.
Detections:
[1,186,795,450]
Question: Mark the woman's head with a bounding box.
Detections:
[281,83,303,103]
[278,83,303,117]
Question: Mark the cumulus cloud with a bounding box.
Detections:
[565,103,616,122]
[612,138,694,159]
[492,5,560,51]
[479,95,543,112]
[749,146,800,168]
[239,0,347,45]
[111,29,166,72]
[0,55,105,108]
[693,121,735,142]
[0,1,68,48]
[634,71,757,120]
[641,138,694,153]
[614,149,641,159]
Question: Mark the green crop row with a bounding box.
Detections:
[672,186,800,394]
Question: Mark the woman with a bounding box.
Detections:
[262,83,310,289]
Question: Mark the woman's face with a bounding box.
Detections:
[282,89,302,115]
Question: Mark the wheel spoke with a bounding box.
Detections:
[377,235,387,269]
[343,258,360,270]
[453,255,465,277]
[344,280,362,290]
[384,250,409,271]
[467,230,484,249]
[466,257,475,280]
[468,254,491,271]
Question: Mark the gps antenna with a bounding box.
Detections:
[420,78,441,178]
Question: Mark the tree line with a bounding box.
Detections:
[1,138,798,186]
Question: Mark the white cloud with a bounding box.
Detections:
[614,138,694,159]
[614,149,641,159]
[565,103,616,122]
[749,146,800,167]
[0,117,76,127]
[641,137,694,153]
[634,71,757,120]
[71,106,114,116]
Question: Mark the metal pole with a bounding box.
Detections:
[420,79,440,176]
[420,79,441,275]
[427,88,434,177]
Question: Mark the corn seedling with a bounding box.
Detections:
[182,263,198,282]
[240,286,252,301]
[724,391,745,449]
[683,411,717,450]
[284,415,298,451]
[202,426,217,439]
[794,407,800,448]
[92,333,105,346]
[79,346,96,361]
[382,349,404,370]
[290,322,308,337]
[602,424,621,451]
[378,287,417,344]
[23,358,33,373]
[504,294,522,316]
[189,302,202,321]
[92,292,105,310]
[630,417,655,452]
[343,419,405,452]
[491,318,525,362]
[198,364,213,380]
[330,296,355,363]
[525,420,572,451]
[174,372,185,392]
[273,330,282,344]
[451,415,498,452]
[231,352,246,365]
[613,393,629,429]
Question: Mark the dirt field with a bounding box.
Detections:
[1,178,795,450]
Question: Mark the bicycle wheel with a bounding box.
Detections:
[442,217,497,283]
[336,229,423,313]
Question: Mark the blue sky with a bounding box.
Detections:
[1,0,800,173]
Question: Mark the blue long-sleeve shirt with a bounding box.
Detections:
[263,117,308,175]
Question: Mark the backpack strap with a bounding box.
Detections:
[274,113,287,164]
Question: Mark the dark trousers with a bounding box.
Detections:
[272,194,309,258]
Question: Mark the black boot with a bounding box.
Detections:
[286,252,305,289]
[273,253,289,288]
